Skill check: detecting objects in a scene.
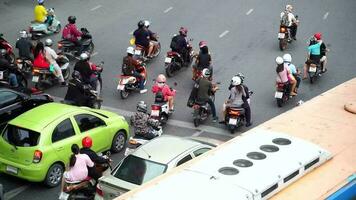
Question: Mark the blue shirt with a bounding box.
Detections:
[308,43,321,55]
[285,63,297,74]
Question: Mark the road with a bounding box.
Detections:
[0,0,356,199]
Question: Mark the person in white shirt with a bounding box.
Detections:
[44,38,67,86]
[280,5,298,40]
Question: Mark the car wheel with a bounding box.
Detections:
[111,131,127,153]
[44,163,64,187]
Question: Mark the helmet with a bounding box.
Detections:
[45,38,53,46]
[137,101,147,113]
[283,53,292,63]
[144,20,150,28]
[37,0,44,4]
[68,16,76,24]
[138,20,145,28]
[199,41,207,48]
[156,74,166,83]
[126,46,135,55]
[236,72,245,83]
[202,68,211,78]
[82,136,92,148]
[314,32,322,40]
[285,5,293,12]
[19,30,27,38]
[275,56,284,65]
[0,49,6,56]
[47,8,54,15]
[179,27,188,36]
[79,52,89,61]
[231,76,242,86]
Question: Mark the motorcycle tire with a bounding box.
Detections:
[165,63,175,77]
[120,90,129,99]
[276,98,283,107]
[160,113,168,125]
[279,39,287,51]
[228,124,235,134]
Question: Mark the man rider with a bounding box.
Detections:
[195,68,218,122]
[144,20,158,58]
[170,27,189,65]
[131,101,161,140]
[283,53,301,93]
[133,20,153,58]
[0,49,18,87]
[194,41,212,80]
[62,16,83,55]
[122,46,147,93]
[303,33,323,79]
[74,52,97,89]
[15,30,34,60]
[280,5,298,41]
[34,0,47,23]
[44,39,67,86]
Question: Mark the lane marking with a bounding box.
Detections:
[91,52,98,56]
[246,8,254,15]
[164,7,173,13]
[192,130,204,137]
[90,5,102,11]
[4,185,29,200]
[323,12,329,20]
[219,30,229,38]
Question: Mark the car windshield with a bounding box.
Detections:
[2,124,40,147]
[113,155,167,185]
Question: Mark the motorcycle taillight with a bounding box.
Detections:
[151,105,160,110]
[229,110,240,115]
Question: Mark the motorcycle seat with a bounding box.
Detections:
[33,67,51,74]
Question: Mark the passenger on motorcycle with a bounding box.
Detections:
[196,68,218,122]
[303,33,325,79]
[276,56,297,96]
[131,101,161,140]
[152,74,176,112]
[144,20,158,58]
[283,53,300,93]
[74,52,98,89]
[310,32,328,72]
[44,39,67,86]
[170,27,190,65]
[193,41,212,80]
[33,41,50,69]
[0,49,18,87]
[34,0,47,23]
[80,136,110,180]
[280,5,298,41]
[15,31,34,60]
[133,20,152,58]
[122,46,147,93]
[62,16,83,55]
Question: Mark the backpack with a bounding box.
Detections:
[170,35,179,51]
[280,11,289,26]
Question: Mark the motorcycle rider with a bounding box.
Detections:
[283,53,300,93]
[74,52,99,89]
[133,20,153,58]
[151,74,176,112]
[303,33,324,79]
[195,68,218,122]
[276,56,297,96]
[280,5,298,41]
[15,30,34,60]
[34,0,47,23]
[122,46,147,93]
[310,32,328,72]
[33,41,50,69]
[0,49,18,87]
[170,27,190,65]
[44,39,67,86]
[62,16,83,55]
[193,41,212,80]
[131,101,161,140]
[144,20,158,58]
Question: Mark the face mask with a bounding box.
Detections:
[157,83,165,88]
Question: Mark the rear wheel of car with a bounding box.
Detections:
[44,163,64,187]
[111,131,127,153]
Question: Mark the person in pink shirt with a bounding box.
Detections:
[275,56,297,96]
[151,74,176,111]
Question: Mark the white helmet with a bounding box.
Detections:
[144,20,150,28]
[275,56,284,65]
[80,52,89,61]
[126,46,135,55]
[45,38,53,46]
[231,76,242,86]
[202,68,211,78]
[283,53,292,63]
[285,5,293,12]
[19,30,27,38]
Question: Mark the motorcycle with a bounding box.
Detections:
[275,82,292,107]
[129,33,161,62]
[57,28,94,59]
[29,8,61,40]
[150,90,173,125]
[16,57,33,75]
[32,55,70,90]
[0,65,28,89]
[0,33,15,63]
[192,84,218,127]
[278,16,298,51]
[117,64,147,99]
[165,38,194,77]
[308,62,322,84]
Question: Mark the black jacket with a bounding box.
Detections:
[80,147,107,164]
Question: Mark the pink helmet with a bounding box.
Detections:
[199,41,207,48]
[179,27,188,36]
[156,74,166,83]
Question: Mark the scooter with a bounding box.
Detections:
[0,33,15,63]
[278,16,298,51]
[129,34,161,62]
[29,8,61,40]
[0,64,28,89]
[57,28,94,59]
[117,64,147,99]
[150,90,175,125]
[192,84,218,127]
[308,62,322,84]
[275,82,291,107]
[165,38,194,77]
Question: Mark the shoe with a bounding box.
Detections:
[60,82,68,87]
[169,109,174,114]
[321,69,327,73]
[302,77,308,80]
[140,89,147,94]
[290,92,297,96]
[212,116,218,123]
[245,122,252,127]
[219,120,226,124]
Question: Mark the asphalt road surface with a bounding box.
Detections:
[1,0,355,199]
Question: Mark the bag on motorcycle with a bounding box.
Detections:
[187,82,199,107]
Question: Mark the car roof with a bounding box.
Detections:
[132,135,211,164]
[9,102,81,131]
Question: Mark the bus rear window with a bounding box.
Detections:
[2,125,40,147]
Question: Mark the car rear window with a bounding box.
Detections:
[113,155,167,185]
[2,124,40,147]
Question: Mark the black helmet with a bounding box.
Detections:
[137,20,144,28]
[68,16,76,24]
[137,101,147,113]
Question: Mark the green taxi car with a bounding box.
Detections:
[0,103,129,187]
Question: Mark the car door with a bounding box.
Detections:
[0,90,25,130]
[73,114,107,152]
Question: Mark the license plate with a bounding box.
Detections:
[32,76,39,82]
[59,192,70,200]
[134,50,141,55]
[6,165,18,174]
[124,148,134,156]
[165,57,172,63]
[151,110,160,117]
[0,71,3,80]
[278,33,285,39]
[275,91,283,99]
[228,118,237,125]
[117,84,125,91]
[17,63,23,69]
[309,67,317,73]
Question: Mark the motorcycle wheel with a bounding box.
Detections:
[228,124,235,134]
[161,114,168,125]
[63,68,70,80]
[165,63,175,77]
[54,24,61,33]
[120,90,129,99]
[276,98,283,107]
[279,39,287,51]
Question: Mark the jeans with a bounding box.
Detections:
[8,73,18,87]
[133,71,144,90]
[89,76,98,90]
[242,102,251,124]
[206,98,217,118]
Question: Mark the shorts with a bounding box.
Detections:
[320,56,326,62]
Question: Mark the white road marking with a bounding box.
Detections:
[90,5,102,11]
[4,185,29,200]
[219,30,229,38]
[164,7,173,13]
[323,12,329,20]
[91,52,98,56]
[192,130,204,137]
[246,8,254,15]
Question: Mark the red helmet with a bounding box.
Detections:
[314,32,322,40]
[179,27,188,36]
[199,41,207,48]
[82,136,92,148]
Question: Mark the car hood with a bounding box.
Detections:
[99,174,137,198]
